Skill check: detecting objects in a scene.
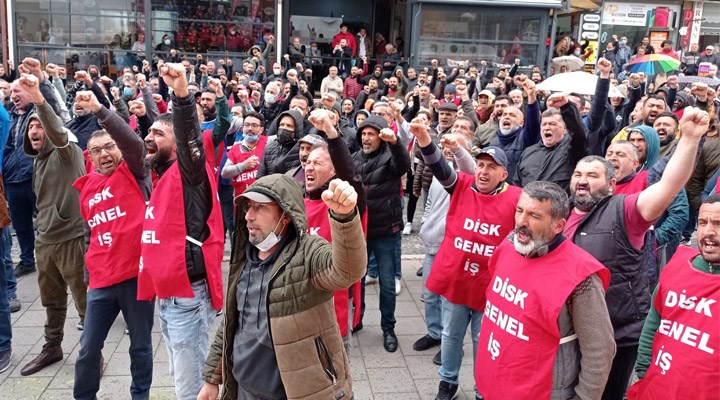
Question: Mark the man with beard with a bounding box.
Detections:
[489,79,540,179]
[222,112,269,198]
[473,94,511,148]
[564,106,709,400]
[344,62,368,100]
[286,133,326,185]
[197,79,232,241]
[614,94,668,141]
[653,112,679,157]
[408,115,521,399]
[432,102,458,137]
[514,94,588,191]
[475,181,614,400]
[65,70,107,150]
[16,72,87,376]
[321,66,344,101]
[351,114,410,352]
[304,109,366,351]
[257,110,304,177]
[70,90,154,400]
[625,195,720,400]
[137,63,225,400]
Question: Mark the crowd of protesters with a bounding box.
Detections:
[0,24,718,400]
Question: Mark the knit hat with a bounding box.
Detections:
[444,84,456,94]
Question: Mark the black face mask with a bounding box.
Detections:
[90,72,99,80]
[277,128,295,145]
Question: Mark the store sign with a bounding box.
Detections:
[578,11,601,65]
[690,2,703,45]
[602,3,680,27]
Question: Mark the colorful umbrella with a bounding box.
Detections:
[625,54,681,75]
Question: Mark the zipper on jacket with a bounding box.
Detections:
[315,337,338,385]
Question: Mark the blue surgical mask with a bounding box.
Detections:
[123,87,134,97]
[574,50,581,56]
[620,40,627,45]
[244,133,259,143]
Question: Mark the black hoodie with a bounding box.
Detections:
[257,110,304,178]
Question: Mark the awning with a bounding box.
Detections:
[559,0,601,14]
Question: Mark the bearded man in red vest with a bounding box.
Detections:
[475,180,615,400]
[305,109,367,351]
[71,90,154,400]
[408,118,521,400]
[136,63,225,400]
[626,194,720,400]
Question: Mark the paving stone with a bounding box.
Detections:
[367,367,415,393]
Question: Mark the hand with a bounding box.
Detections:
[20,58,44,81]
[6,60,13,69]
[152,93,163,103]
[383,78,390,86]
[456,84,469,101]
[612,34,618,41]
[45,63,59,78]
[679,107,710,141]
[514,59,520,65]
[207,77,223,97]
[199,64,208,75]
[691,83,709,101]
[128,100,147,117]
[75,71,93,87]
[408,117,432,146]
[362,56,367,64]
[431,59,438,69]
[159,63,189,97]
[99,76,113,86]
[480,60,487,66]
[58,67,66,79]
[321,179,358,215]
[546,93,569,108]
[18,74,45,104]
[284,54,290,61]
[135,73,147,89]
[363,85,370,94]
[666,75,678,90]
[597,57,612,78]
[430,99,440,109]
[110,86,120,99]
[522,79,537,103]
[219,59,226,66]
[132,65,139,73]
[389,101,403,118]
[298,80,308,91]
[440,134,460,153]
[251,91,261,102]
[258,66,266,74]
[243,155,260,170]
[197,383,219,400]
[321,93,335,110]
[308,109,338,138]
[378,128,398,144]
[74,90,102,113]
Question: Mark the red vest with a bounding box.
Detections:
[137,162,225,310]
[202,129,226,178]
[73,162,146,289]
[226,136,268,196]
[426,174,521,311]
[615,170,649,195]
[475,240,610,399]
[626,246,720,400]
[305,198,368,336]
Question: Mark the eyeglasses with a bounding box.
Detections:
[243,122,262,129]
[240,201,276,214]
[89,142,117,157]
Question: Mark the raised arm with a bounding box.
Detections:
[637,107,709,221]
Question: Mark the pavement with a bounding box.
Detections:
[0,230,478,400]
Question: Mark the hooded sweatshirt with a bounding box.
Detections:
[256,110,304,178]
[631,125,661,172]
[24,101,85,244]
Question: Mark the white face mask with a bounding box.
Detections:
[253,213,285,252]
[164,39,171,45]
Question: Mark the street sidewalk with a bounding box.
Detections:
[0,255,477,399]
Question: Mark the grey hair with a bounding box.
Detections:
[609,140,640,162]
[577,155,616,182]
[522,181,570,221]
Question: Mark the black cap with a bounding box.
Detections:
[438,102,458,112]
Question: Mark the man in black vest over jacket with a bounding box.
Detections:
[563,107,710,400]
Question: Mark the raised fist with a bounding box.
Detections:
[321,179,358,215]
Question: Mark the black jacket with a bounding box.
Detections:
[351,118,411,239]
[257,110,304,178]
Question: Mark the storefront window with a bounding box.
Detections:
[415,6,546,67]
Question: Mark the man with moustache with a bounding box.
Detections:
[222,112,269,198]
[286,133,326,185]
[71,90,154,400]
[136,63,225,400]
[407,118,521,400]
[564,107,710,400]
[475,181,614,400]
[473,94,511,148]
[626,195,720,400]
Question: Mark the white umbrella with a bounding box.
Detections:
[551,56,585,72]
[537,71,626,98]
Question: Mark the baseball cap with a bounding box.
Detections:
[478,89,496,102]
[238,190,274,204]
[472,146,508,167]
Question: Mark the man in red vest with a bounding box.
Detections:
[475,180,615,400]
[71,90,154,399]
[305,109,367,351]
[136,63,225,400]
[221,111,268,197]
[626,194,720,400]
[408,119,521,400]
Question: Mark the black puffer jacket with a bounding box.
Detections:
[351,115,411,239]
[257,110,304,178]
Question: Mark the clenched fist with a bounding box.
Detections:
[322,179,358,215]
